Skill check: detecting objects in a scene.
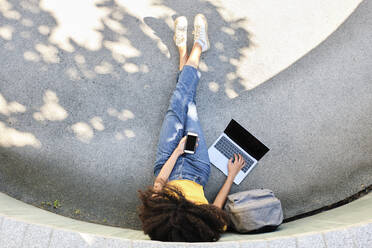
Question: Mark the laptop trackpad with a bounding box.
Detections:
[208,146,229,175]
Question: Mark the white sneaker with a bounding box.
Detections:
[173,16,187,47]
[193,14,210,52]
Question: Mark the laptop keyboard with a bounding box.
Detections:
[214,136,255,173]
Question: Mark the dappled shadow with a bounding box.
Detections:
[0,0,250,229]
[146,0,250,98]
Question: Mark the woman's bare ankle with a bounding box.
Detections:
[185,43,202,69]
[178,46,188,70]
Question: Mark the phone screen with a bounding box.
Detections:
[185,135,197,151]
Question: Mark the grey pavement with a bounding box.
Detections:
[0,0,371,230]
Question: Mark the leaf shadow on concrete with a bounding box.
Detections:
[0,0,250,229]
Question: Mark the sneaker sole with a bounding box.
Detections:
[195,14,210,52]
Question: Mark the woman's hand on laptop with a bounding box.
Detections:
[227,153,246,179]
[213,153,246,208]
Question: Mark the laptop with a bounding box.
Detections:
[208,119,270,185]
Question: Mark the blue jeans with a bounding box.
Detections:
[154,65,211,187]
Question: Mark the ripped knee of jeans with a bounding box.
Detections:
[166,122,183,142]
[187,102,198,121]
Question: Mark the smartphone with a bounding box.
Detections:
[184,132,198,154]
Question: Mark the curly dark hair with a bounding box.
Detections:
[138,183,229,242]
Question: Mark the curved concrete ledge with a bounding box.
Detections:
[1,0,371,229]
[0,192,371,247]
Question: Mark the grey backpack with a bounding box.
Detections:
[224,189,283,233]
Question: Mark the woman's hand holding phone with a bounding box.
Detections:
[175,135,199,155]
[175,136,187,155]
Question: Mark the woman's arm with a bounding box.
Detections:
[213,154,245,209]
[153,136,190,192]
[153,145,183,191]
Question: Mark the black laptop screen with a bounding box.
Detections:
[224,119,269,161]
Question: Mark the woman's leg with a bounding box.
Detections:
[154,47,201,176]
[183,43,210,169]
[185,42,202,69]
[178,46,188,71]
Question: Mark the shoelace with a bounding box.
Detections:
[193,25,205,42]
[175,26,186,45]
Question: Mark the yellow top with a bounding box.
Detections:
[167,179,227,232]
[168,179,209,205]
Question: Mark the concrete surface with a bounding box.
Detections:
[0,0,371,230]
[0,192,372,247]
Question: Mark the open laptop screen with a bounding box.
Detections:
[224,119,269,161]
